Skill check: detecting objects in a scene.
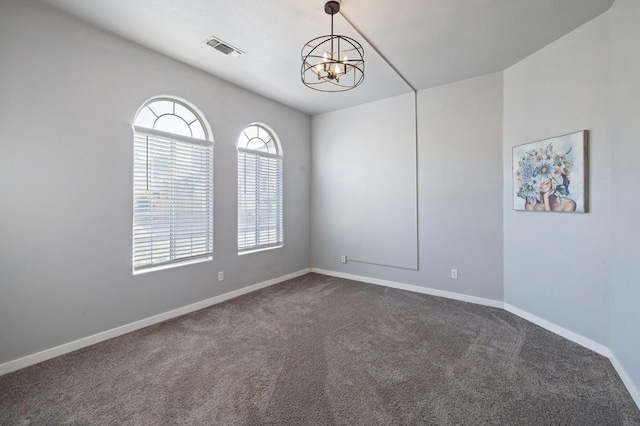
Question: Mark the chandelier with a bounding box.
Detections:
[301,0,365,92]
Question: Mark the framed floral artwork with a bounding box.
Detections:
[513,130,588,213]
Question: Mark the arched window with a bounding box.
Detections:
[132,97,214,272]
[237,124,283,253]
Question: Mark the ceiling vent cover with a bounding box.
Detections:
[204,36,244,57]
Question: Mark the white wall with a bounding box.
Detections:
[312,73,504,302]
[0,0,311,364]
[502,13,611,345]
[609,0,640,399]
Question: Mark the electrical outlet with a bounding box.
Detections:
[218,271,224,281]
[451,269,458,279]
[341,255,347,263]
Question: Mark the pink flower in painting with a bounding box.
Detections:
[553,165,564,179]
[534,153,544,164]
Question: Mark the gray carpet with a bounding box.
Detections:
[1,273,639,425]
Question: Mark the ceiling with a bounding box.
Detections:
[37,0,614,115]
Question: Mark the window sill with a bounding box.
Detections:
[238,245,283,256]
[133,256,212,275]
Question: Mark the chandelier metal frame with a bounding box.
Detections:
[301,0,365,92]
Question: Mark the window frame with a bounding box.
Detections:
[132,97,214,273]
[237,123,284,254]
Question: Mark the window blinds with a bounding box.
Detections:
[238,150,283,252]
[133,129,214,271]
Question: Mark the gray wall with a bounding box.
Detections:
[312,93,418,270]
[311,4,639,395]
[502,0,640,395]
[502,12,611,345]
[609,0,640,396]
[1,0,638,400]
[0,0,311,364]
[312,74,504,302]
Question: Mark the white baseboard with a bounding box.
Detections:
[2,267,638,411]
[503,303,611,357]
[608,352,640,409]
[312,268,639,410]
[311,268,504,309]
[498,304,639,408]
[0,268,310,377]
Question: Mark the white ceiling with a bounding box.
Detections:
[37,0,614,115]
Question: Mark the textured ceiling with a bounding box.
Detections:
[36,0,614,115]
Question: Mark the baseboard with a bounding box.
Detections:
[311,268,639,410]
[3,267,638,411]
[311,268,610,355]
[497,304,639,409]
[0,268,311,377]
[503,303,610,357]
[609,352,640,408]
[310,268,504,309]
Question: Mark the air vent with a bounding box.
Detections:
[204,36,244,57]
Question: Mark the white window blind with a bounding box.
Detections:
[238,149,283,252]
[133,128,213,271]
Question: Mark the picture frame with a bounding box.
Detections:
[512,130,588,213]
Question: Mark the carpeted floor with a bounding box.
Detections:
[1,273,639,425]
